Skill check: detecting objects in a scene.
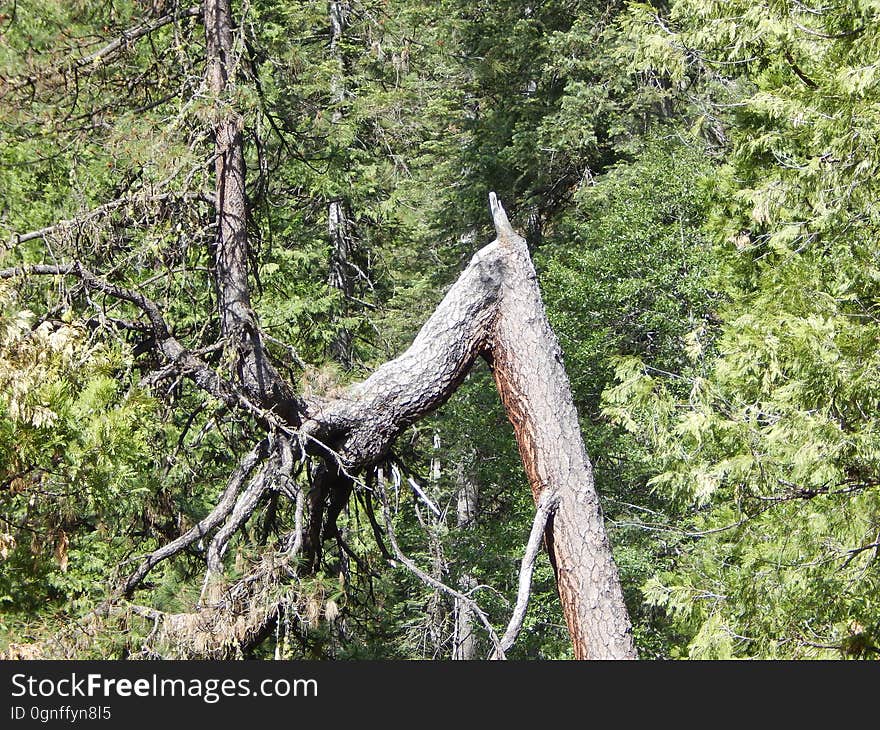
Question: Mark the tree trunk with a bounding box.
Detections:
[327,199,357,367]
[15,193,637,658]
[299,196,636,658]
[486,196,636,659]
[453,456,479,660]
[205,0,299,419]
[326,1,359,368]
[19,0,637,661]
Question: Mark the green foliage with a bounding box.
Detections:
[538,138,714,655]
[600,0,880,657]
[0,285,163,644]
[5,0,878,661]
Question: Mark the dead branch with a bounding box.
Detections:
[492,488,558,659]
[376,466,505,658]
[206,436,303,575]
[121,438,269,596]
[1,7,202,98]
[9,191,214,245]
[0,262,300,432]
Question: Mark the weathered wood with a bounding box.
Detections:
[301,195,636,658]
[121,439,269,597]
[493,487,557,658]
[453,459,479,660]
[300,240,505,465]
[205,0,299,419]
[487,195,636,659]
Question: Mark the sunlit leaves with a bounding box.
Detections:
[605,0,880,657]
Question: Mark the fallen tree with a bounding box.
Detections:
[1,0,637,660]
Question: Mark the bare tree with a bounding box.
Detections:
[453,457,479,660]
[326,0,361,369]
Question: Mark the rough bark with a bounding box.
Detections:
[486,195,635,659]
[204,0,299,421]
[453,459,479,661]
[11,0,637,659]
[299,241,503,466]
[325,1,360,368]
[301,195,636,658]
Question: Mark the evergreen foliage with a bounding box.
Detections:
[1,0,878,659]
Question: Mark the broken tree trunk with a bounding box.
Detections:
[10,194,637,659]
[112,197,636,659]
[487,196,637,659]
[298,195,637,659]
[4,0,635,660]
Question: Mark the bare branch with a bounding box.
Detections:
[0,262,297,431]
[1,7,202,97]
[121,438,269,596]
[376,468,504,658]
[0,263,169,336]
[408,476,441,518]
[492,488,558,659]
[206,466,270,573]
[9,191,214,245]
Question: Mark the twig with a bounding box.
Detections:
[408,476,441,517]
[2,7,202,97]
[120,438,269,596]
[8,191,214,245]
[376,471,503,658]
[491,489,558,659]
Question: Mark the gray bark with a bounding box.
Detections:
[326,1,359,368]
[453,458,479,661]
[205,0,299,421]
[327,199,357,367]
[301,195,636,658]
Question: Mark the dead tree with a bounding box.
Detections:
[453,457,479,660]
[326,0,360,369]
[1,0,637,660]
[2,191,637,659]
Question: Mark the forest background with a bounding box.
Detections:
[1,0,879,660]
